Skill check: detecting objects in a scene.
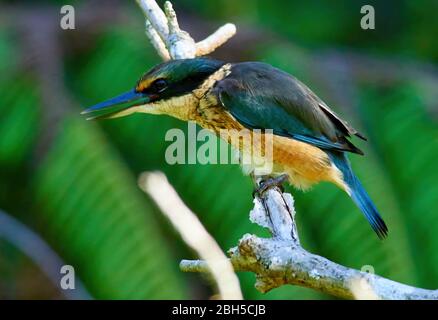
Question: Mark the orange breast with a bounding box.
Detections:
[216,127,344,190]
[270,135,344,189]
[194,99,345,190]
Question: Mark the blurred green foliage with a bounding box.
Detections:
[0,0,437,299]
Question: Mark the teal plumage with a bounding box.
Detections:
[328,151,388,238]
[83,58,388,238]
[214,62,365,154]
[214,61,387,238]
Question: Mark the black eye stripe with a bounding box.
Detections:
[140,79,167,94]
[152,79,167,92]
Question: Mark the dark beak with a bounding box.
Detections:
[81,89,150,120]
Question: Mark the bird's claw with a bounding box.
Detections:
[252,174,289,198]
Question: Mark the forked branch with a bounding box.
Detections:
[136,0,236,60]
[181,188,438,300]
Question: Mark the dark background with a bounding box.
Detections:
[0,0,437,299]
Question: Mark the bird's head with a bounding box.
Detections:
[82,58,225,120]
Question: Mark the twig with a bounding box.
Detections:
[144,20,170,60]
[136,0,236,59]
[136,0,170,40]
[195,23,237,56]
[138,172,243,300]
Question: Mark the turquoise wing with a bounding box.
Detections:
[215,62,365,155]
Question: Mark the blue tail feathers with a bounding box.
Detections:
[328,151,388,239]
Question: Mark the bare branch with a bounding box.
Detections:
[181,185,438,300]
[144,20,170,60]
[250,187,299,243]
[135,0,236,60]
[136,0,169,40]
[164,1,180,34]
[196,23,237,56]
[138,172,243,300]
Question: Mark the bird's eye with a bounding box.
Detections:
[152,79,167,93]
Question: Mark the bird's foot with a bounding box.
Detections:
[252,174,289,198]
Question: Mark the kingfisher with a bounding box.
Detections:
[82,58,388,238]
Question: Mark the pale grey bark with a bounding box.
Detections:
[181,186,438,300]
[136,0,235,60]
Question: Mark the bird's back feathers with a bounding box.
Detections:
[214,62,365,154]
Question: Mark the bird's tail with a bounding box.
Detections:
[328,151,388,239]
